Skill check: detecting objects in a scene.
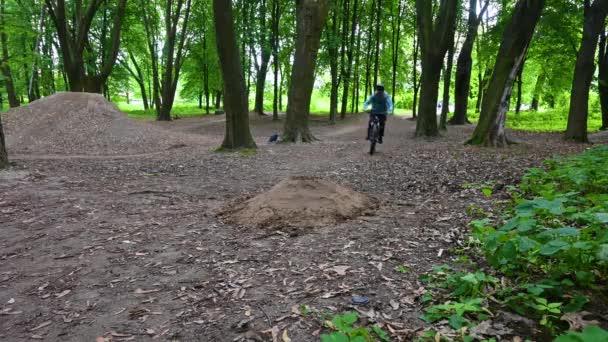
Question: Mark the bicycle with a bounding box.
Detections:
[368,113,381,155]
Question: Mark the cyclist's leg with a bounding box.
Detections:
[366,112,373,139]
[379,114,387,138]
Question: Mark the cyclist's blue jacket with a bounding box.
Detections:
[363,91,394,115]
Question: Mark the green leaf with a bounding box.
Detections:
[539,240,570,255]
[331,312,358,332]
[448,314,469,329]
[597,244,608,261]
[372,325,390,342]
[320,332,349,342]
[554,325,608,342]
[594,213,608,223]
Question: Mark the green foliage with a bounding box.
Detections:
[420,147,608,338]
[554,326,608,342]
[474,146,608,281]
[467,109,603,133]
[321,312,390,342]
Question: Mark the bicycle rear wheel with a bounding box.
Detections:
[369,124,379,155]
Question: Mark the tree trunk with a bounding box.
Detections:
[599,30,608,129]
[272,0,280,121]
[412,18,419,119]
[440,41,455,130]
[415,0,458,137]
[45,0,127,93]
[531,69,546,111]
[451,0,489,125]
[515,59,526,114]
[390,1,403,107]
[468,0,544,147]
[215,90,222,109]
[0,112,7,169]
[0,0,19,108]
[363,0,376,99]
[213,0,256,149]
[328,6,339,124]
[282,0,329,143]
[254,0,271,116]
[372,0,382,87]
[566,0,608,142]
[341,0,357,118]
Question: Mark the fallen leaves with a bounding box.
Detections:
[134,288,161,294]
[29,321,52,332]
[561,311,600,331]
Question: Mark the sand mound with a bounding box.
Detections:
[2,92,200,155]
[218,177,378,228]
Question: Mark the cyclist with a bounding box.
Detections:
[363,84,393,144]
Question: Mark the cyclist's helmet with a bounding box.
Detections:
[375,83,384,92]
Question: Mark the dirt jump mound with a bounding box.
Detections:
[218,177,378,228]
[2,92,198,155]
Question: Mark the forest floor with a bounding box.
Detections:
[0,112,589,341]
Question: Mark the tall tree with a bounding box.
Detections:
[468,0,545,146]
[45,0,127,92]
[340,0,357,119]
[0,112,7,169]
[271,0,281,121]
[390,0,404,107]
[213,0,256,149]
[0,0,18,107]
[565,0,608,142]
[157,0,193,121]
[282,0,329,142]
[599,29,608,130]
[254,0,271,116]
[415,0,459,137]
[439,39,455,130]
[531,69,546,111]
[450,0,489,125]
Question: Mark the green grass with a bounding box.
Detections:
[118,102,211,119]
[467,108,604,133]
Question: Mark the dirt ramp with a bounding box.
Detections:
[219,177,378,228]
[2,92,199,155]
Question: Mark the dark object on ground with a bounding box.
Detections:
[351,295,370,305]
[215,110,225,115]
[268,133,279,143]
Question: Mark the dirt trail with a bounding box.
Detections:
[0,113,587,341]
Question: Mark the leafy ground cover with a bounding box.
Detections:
[467,109,604,133]
[419,146,608,340]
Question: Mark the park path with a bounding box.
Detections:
[0,114,586,341]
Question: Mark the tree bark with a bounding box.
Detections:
[45,0,127,93]
[363,0,376,99]
[467,0,544,147]
[327,5,340,124]
[412,17,419,119]
[254,0,271,116]
[599,30,608,130]
[341,0,357,118]
[282,0,329,143]
[213,0,256,149]
[272,0,281,121]
[415,0,458,137]
[372,0,382,87]
[0,0,19,108]
[440,41,455,130]
[0,112,7,169]
[451,0,489,125]
[158,0,192,121]
[565,0,608,142]
[531,69,546,111]
[515,60,525,114]
[390,0,403,108]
